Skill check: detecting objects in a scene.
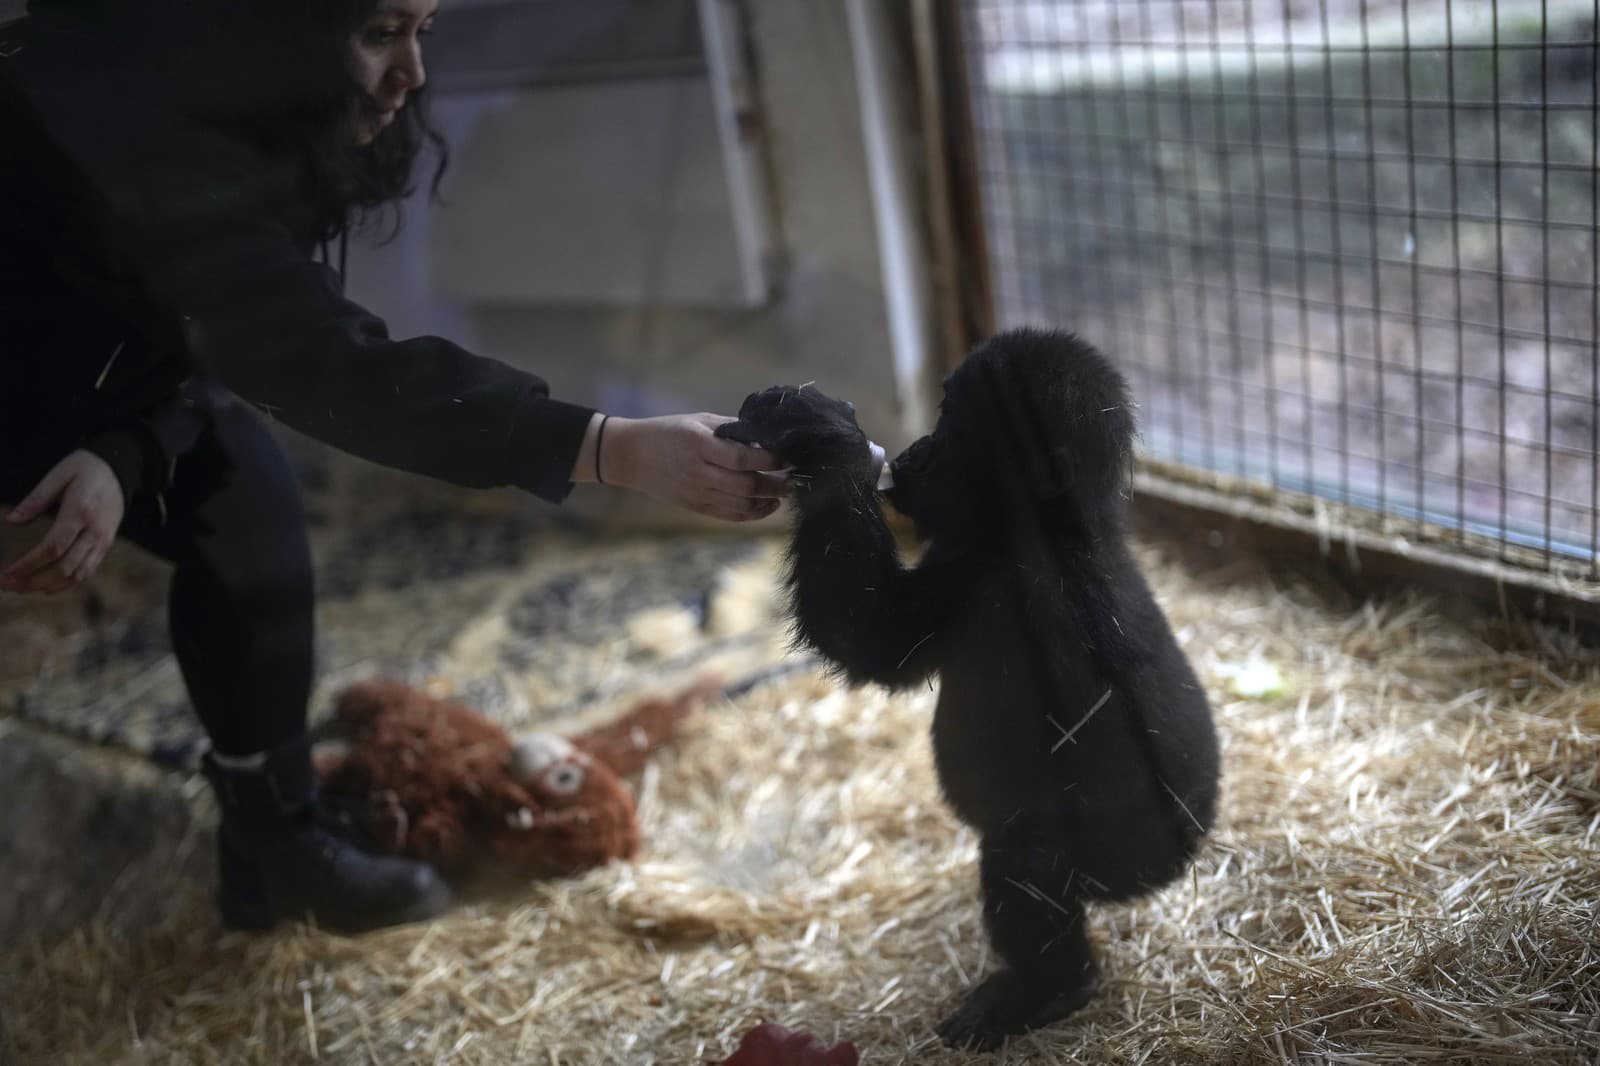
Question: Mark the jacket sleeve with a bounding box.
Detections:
[81,376,212,501]
[130,152,595,503]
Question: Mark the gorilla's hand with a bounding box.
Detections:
[715,385,876,498]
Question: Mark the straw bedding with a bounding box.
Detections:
[4,534,1598,1065]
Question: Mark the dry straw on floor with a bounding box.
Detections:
[5,537,1599,1065]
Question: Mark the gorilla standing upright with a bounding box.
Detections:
[717,328,1220,1050]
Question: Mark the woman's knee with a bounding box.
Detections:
[203,393,305,509]
[156,393,314,586]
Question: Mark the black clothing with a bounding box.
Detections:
[0,47,206,501]
[3,11,595,506]
[0,4,600,933]
[122,393,317,758]
[0,391,314,757]
[203,734,454,933]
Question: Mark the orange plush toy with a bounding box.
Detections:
[312,675,717,880]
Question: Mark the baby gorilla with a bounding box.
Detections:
[716,329,1219,1049]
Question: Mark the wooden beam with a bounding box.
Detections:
[1133,471,1600,640]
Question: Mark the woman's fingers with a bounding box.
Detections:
[0,528,89,594]
[0,512,84,584]
[26,569,76,595]
[698,464,791,503]
[754,470,794,498]
[679,475,784,521]
[5,461,71,527]
[1,451,125,594]
[60,531,101,584]
[692,497,781,523]
[71,544,107,584]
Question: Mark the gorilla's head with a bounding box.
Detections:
[886,329,1135,544]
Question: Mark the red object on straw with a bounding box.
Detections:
[723,1022,860,1066]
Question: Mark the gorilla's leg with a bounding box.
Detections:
[938,813,1099,1050]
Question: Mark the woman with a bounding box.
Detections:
[0,0,788,932]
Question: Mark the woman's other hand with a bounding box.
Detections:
[1,449,126,594]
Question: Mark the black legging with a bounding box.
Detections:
[3,395,314,756]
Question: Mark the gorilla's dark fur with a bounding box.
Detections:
[717,329,1220,1050]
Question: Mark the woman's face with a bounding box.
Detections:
[348,1,437,145]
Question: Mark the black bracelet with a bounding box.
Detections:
[594,414,611,484]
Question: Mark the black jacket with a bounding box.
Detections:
[1,11,594,504]
[0,52,206,499]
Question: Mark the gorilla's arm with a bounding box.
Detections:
[785,480,958,689]
[717,385,955,689]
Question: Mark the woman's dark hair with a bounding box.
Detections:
[191,0,450,243]
[294,0,451,242]
[29,0,448,241]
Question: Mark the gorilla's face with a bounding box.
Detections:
[884,420,986,544]
[883,433,936,521]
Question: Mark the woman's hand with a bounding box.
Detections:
[1,450,126,594]
[582,413,792,522]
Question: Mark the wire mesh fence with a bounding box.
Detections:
[961,0,1600,579]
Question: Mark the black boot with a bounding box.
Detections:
[202,735,452,934]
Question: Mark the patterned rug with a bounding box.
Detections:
[7,509,813,768]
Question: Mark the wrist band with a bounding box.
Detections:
[595,414,611,484]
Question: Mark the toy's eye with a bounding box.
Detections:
[543,762,585,796]
[509,732,575,783]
